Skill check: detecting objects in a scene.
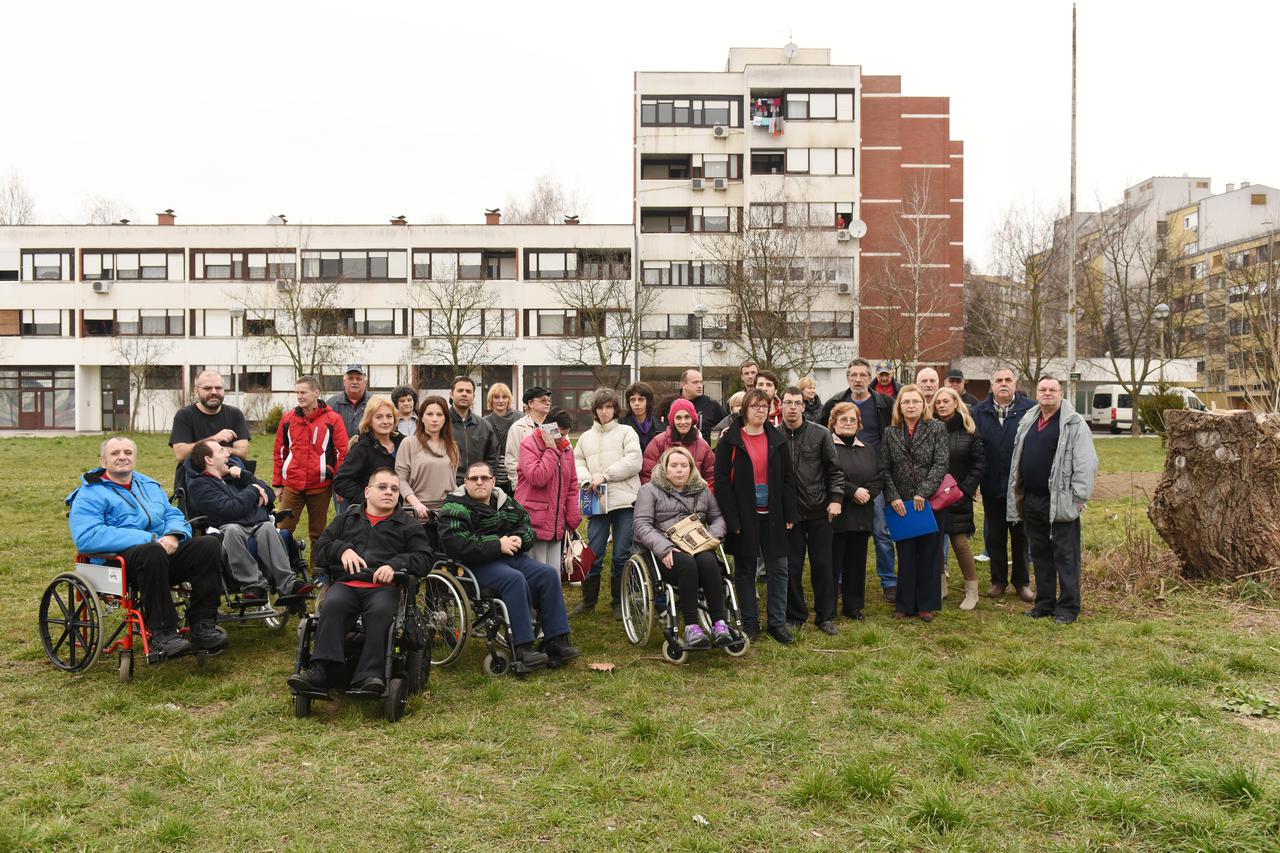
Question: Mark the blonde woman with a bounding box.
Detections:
[798,375,823,423]
[932,387,986,611]
[333,395,403,506]
[484,383,520,493]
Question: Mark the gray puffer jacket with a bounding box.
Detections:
[631,458,726,561]
[1006,400,1098,523]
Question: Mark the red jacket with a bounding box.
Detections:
[515,429,581,542]
[273,400,348,491]
[639,430,715,488]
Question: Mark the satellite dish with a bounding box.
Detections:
[782,42,799,61]
[848,219,868,239]
[267,215,285,225]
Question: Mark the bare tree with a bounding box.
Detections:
[0,171,35,225]
[549,254,656,389]
[406,273,513,375]
[861,178,955,374]
[696,205,849,378]
[503,174,585,224]
[1219,241,1280,411]
[84,196,133,225]
[112,337,173,431]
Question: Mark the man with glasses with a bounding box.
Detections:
[169,368,252,492]
[439,461,580,671]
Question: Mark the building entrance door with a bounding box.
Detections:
[101,367,130,431]
[18,389,50,429]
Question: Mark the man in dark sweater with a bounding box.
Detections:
[1006,376,1098,624]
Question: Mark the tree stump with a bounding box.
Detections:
[1148,409,1280,581]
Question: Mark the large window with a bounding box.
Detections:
[302,308,407,336]
[411,250,516,281]
[81,309,185,336]
[784,148,855,176]
[751,150,786,175]
[300,250,407,282]
[639,154,743,180]
[20,309,72,336]
[21,251,73,281]
[640,96,742,128]
[0,367,75,430]
[750,201,854,229]
[414,308,517,338]
[784,91,855,121]
[641,208,740,234]
[640,313,741,340]
[524,309,578,337]
[524,251,577,280]
[581,250,630,280]
[192,250,296,281]
[82,251,184,281]
[641,261,730,287]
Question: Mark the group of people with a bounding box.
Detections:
[65,357,1097,688]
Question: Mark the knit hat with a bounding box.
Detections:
[667,397,698,425]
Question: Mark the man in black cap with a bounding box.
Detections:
[945,368,979,408]
[328,363,371,443]
[503,386,552,491]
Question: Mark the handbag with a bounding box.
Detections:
[929,473,964,512]
[665,514,721,556]
[562,529,594,584]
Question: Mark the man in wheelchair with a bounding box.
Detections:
[438,461,580,671]
[67,436,229,659]
[287,468,431,696]
[183,439,313,603]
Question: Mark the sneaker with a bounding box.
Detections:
[150,629,192,659]
[711,620,733,647]
[683,624,712,650]
[347,675,385,695]
[976,552,991,562]
[188,621,229,654]
[287,662,333,696]
[542,634,581,663]
[817,620,838,636]
[767,625,795,645]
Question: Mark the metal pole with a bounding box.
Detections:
[1066,3,1079,407]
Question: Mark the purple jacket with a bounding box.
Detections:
[515,429,582,542]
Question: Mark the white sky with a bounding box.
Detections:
[4,0,1275,269]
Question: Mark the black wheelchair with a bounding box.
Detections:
[289,572,434,722]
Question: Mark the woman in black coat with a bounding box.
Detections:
[621,381,662,453]
[333,396,404,503]
[878,384,949,621]
[933,388,986,611]
[828,402,884,620]
[713,388,799,644]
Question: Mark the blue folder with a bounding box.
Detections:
[883,502,939,541]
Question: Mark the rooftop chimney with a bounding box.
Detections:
[1226,183,1236,193]
[390,215,408,225]
[485,208,501,225]
[156,208,176,226]
[118,219,130,225]
[563,214,580,225]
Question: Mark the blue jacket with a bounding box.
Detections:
[183,455,274,528]
[67,469,192,555]
[971,394,1035,499]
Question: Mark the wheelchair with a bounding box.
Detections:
[38,553,213,681]
[620,545,750,664]
[171,485,314,631]
[290,572,434,722]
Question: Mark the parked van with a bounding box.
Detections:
[1090,384,1206,432]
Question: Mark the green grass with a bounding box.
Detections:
[1095,435,1167,473]
[1,434,1277,851]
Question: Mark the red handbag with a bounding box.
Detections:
[929,474,964,511]
[562,530,594,584]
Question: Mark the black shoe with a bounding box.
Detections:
[843,610,865,621]
[287,662,333,696]
[188,621,229,654]
[882,587,897,603]
[239,587,268,603]
[611,604,623,621]
[744,625,761,643]
[347,674,385,696]
[515,644,549,670]
[1054,614,1077,625]
[767,625,795,645]
[276,582,315,604]
[542,634,581,664]
[817,620,838,636]
[150,629,192,659]
[1024,608,1053,619]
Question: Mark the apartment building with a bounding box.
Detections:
[0,44,965,432]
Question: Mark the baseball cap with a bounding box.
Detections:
[946,368,964,380]
[522,386,551,404]
[874,361,894,375]
[344,363,366,376]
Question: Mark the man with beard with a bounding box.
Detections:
[169,369,252,492]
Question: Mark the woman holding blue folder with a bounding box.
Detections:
[878,384,949,621]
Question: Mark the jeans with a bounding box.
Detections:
[872,493,897,588]
[734,545,788,631]
[1022,493,1082,618]
[312,582,399,681]
[469,553,571,647]
[587,507,634,606]
[785,518,835,625]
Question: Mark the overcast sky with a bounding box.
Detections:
[4,0,1275,269]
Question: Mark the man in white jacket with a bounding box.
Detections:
[573,388,643,618]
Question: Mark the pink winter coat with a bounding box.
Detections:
[639,430,715,488]
[515,429,582,542]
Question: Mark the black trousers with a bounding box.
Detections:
[894,531,943,616]
[312,582,400,682]
[1022,492,1082,617]
[659,550,727,624]
[786,517,835,625]
[983,494,1029,587]
[832,530,870,616]
[120,537,223,631]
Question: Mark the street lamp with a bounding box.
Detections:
[1154,301,1170,384]
[693,302,709,374]
[228,303,245,408]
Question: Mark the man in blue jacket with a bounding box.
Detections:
[972,368,1036,601]
[185,439,312,604]
[67,436,228,659]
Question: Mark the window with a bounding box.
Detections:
[751,150,785,175]
[144,366,183,390]
[83,251,184,281]
[411,250,515,281]
[750,203,787,229]
[20,310,68,336]
[524,309,577,337]
[300,308,348,335]
[301,250,407,281]
[693,207,730,233]
[0,249,17,281]
[580,250,630,280]
[524,250,578,280]
[1184,212,1198,229]
[0,367,76,429]
[784,92,854,121]
[641,209,690,234]
[641,261,730,287]
[784,148,854,176]
[245,316,277,336]
[691,154,741,180]
[21,250,73,281]
[1252,194,1268,206]
[755,202,854,229]
[192,251,296,281]
[640,313,739,339]
[640,96,742,128]
[804,312,854,337]
[1190,261,1207,280]
[348,308,402,336]
[117,309,185,336]
[641,155,691,180]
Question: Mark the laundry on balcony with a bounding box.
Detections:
[750,97,784,136]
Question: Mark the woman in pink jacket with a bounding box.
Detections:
[640,398,715,488]
[516,409,582,569]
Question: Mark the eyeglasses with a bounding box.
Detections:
[781,400,804,407]
[466,475,495,483]
[747,403,769,411]
[835,416,860,425]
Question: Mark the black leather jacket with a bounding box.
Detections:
[782,420,844,520]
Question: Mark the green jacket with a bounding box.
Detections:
[438,486,536,565]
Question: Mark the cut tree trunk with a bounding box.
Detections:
[1148,409,1280,582]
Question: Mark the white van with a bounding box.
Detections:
[1090,384,1205,432]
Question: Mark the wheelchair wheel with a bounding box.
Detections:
[724,632,751,658]
[39,573,105,673]
[264,606,290,630]
[294,692,312,718]
[118,649,134,682]
[482,650,511,677]
[422,571,471,667]
[621,555,654,646]
[404,649,428,695]
[384,677,407,723]
[661,639,689,665]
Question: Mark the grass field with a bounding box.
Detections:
[1,434,1276,851]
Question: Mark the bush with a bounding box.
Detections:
[263,404,284,436]
[1137,385,1185,437]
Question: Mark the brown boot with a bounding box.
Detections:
[986,583,1006,598]
[1016,585,1035,603]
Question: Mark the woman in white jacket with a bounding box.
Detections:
[573,388,642,618]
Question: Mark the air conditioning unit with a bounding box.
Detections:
[691,178,705,191]
[91,280,112,294]
[275,278,294,292]
[712,125,729,138]
[837,281,853,295]
[835,229,851,242]
[711,339,728,352]
[712,177,728,191]
[411,337,425,349]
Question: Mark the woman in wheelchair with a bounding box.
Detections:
[287,468,431,697]
[632,447,731,649]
